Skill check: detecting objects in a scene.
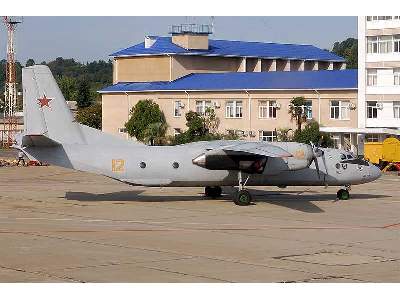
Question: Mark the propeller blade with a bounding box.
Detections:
[314,157,320,179]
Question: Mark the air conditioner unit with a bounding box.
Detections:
[248,130,256,137]
[349,102,357,110]
[376,103,384,110]
[272,102,281,109]
[213,101,220,108]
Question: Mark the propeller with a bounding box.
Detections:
[310,142,325,179]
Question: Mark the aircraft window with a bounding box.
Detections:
[139,162,146,169]
[340,154,347,160]
[172,162,179,169]
[347,154,353,159]
[335,163,341,169]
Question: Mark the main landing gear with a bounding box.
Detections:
[204,186,222,198]
[233,171,253,206]
[336,185,351,201]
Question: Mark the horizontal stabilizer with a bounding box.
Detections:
[22,135,61,147]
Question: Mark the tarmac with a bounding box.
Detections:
[0,151,399,282]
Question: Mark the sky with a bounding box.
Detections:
[0,16,357,64]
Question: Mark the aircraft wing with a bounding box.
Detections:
[192,141,292,174]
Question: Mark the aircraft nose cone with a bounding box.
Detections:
[192,153,206,168]
[370,164,382,181]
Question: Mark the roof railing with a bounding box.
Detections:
[169,24,213,35]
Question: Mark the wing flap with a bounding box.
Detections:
[221,142,292,158]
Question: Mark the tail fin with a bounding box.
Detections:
[23,65,85,144]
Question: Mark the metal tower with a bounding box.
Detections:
[2,16,22,147]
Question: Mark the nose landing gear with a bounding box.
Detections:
[233,171,253,206]
[336,186,351,201]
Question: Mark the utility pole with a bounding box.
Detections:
[2,16,22,147]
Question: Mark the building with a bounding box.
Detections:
[100,24,359,151]
[357,16,400,152]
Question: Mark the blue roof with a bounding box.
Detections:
[99,70,357,93]
[111,37,345,62]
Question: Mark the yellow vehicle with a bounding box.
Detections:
[364,137,400,170]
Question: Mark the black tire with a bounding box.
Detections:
[337,189,350,200]
[204,186,212,197]
[234,190,252,206]
[213,186,222,198]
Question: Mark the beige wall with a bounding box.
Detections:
[102,90,358,140]
[172,34,209,50]
[171,56,241,80]
[114,56,171,83]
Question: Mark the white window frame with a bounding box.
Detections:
[367,69,377,86]
[367,101,378,119]
[301,100,313,119]
[195,100,211,116]
[393,101,400,119]
[330,100,350,120]
[394,68,400,86]
[173,128,182,136]
[259,130,276,142]
[365,134,379,142]
[378,35,393,53]
[258,100,277,119]
[367,36,379,54]
[173,100,182,117]
[225,100,243,118]
[394,35,400,53]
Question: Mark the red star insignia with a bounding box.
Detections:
[37,94,52,108]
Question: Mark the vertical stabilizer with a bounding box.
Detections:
[22,65,85,144]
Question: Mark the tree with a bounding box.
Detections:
[25,58,35,67]
[143,122,168,146]
[76,78,92,108]
[204,107,220,134]
[276,128,292,142]
[75,102,102,129]
[288,96,308,132]
[293,120,333,147]
[332,38,358,69]
[58,76,77,101]
[125,99,167,143]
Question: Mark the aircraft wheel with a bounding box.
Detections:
[337,189,350,200]
[234,190,252,206]
[204,186,222,198]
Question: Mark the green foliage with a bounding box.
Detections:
[25,58,35,67]
[143,122,168,146]
[125,99,167,143]
[76,102,102,130]
[170,109,237,145]
[58,76,77,102]
[76,78,93,108]
[276,128,293,142]
[288,96,308,131]
[293,120,333,147]
[332,38,358,69]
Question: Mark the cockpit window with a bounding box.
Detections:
[341,158,370,166]
[346,154,353,159]
[340,154,347,160]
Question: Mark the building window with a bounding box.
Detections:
[378,36,393,53]
[119,128,127,133]
[302,100,313,119]
[258,100,277,119]
[393,101,400,119]
[330,100,350,120]
[330,134,340,149]
[367,69,377,86]
[365,134,379,142]
[174,100,182,117]
[367,36,379,53]
[225,100,243,118]
[394,68,400,85]
[259,130,276,142]
[367,101,378,119]
[195,100,211,116]
[394,35,400,53]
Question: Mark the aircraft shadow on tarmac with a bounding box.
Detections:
[64,189,390,214]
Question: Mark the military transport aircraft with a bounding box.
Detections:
[15,65,381,205]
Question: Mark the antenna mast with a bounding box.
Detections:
[2,16,22,147]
